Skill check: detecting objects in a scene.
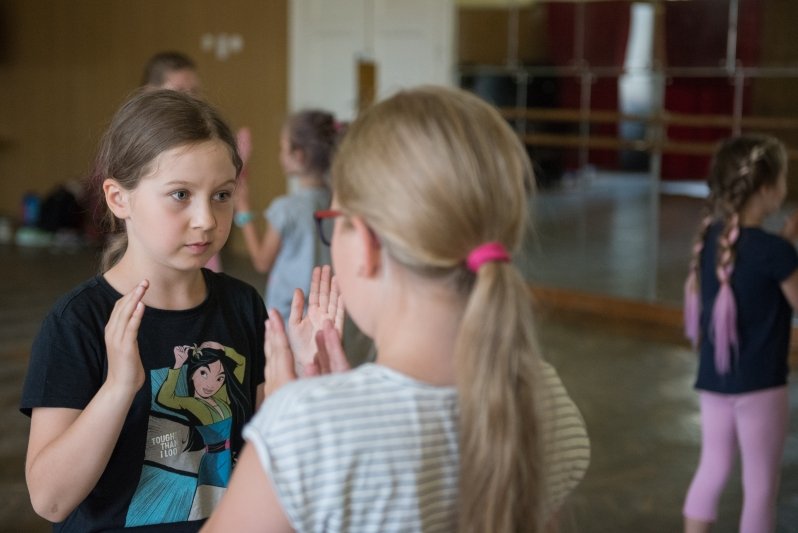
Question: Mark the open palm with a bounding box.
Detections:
[285,265,345,376]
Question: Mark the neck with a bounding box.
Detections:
[370,269,466,387]
[739,199,767,227]
[296,173,325,189]
[104,254,207,310]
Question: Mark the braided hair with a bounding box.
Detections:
[684,134,787,374]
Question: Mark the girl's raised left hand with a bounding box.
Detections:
[263,311,297,398]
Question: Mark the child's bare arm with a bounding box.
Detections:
[25,281,148,522]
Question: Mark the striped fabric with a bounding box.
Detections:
[244,362,589,532]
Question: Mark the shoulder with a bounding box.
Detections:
[247,365,435,437]
[740,228,798,276]
[266,193,296,214]
[46,275,116,323]
[743,227,795,251]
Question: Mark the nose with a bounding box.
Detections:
[191,199,217,231]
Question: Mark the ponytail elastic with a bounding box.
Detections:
[466,242,510,273]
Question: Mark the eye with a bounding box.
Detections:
[214,190,233,202]
[217,375,225,383]
[171,190,190,201]
[199,369,208,378]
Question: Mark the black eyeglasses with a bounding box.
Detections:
[313,209,343,246]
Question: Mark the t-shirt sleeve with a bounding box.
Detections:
[265,196,293,238]
[20,309,105,416]
[243,384,308,529]
[538,361,591,517]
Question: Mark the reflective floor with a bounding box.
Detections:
[1,177,796,531]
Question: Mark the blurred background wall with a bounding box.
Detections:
[0,0,288,253]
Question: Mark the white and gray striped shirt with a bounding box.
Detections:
[244,362,589,532]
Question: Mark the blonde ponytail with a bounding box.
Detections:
[456,261,542,532]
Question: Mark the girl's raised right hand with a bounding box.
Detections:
[234,175,251,213]
[104,280,148,392]
[286,266,345,375]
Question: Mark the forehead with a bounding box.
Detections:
[143,140,233,177]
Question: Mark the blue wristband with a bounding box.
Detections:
[234,211,254,227]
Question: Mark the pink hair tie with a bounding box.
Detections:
[466,242,510,273]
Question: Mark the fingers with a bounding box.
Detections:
[318,265,332,312]
[107,280,148,342]
[289,289,305,325]
[322,321,351,373]
[314,320,350,374]
[314,330,331,374]
[236,127,253,163]
[104,280,148,390]
[125,290,146,343]
[265,310,290,356]
[264,310,297,396]
[308,266,321,308]
[331,277,345,336]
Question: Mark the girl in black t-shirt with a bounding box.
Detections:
[22,90,266,532]
[682,134,798,533]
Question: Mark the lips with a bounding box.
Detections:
[186,242,211,254]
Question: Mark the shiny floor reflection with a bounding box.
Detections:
[522,171,797,308]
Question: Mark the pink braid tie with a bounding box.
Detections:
[466,242,510,272]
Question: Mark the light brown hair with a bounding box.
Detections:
[90,89,242,271]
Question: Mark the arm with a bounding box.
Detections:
[155,368,185,410]
[781,269,798,310]
[25,280,148,522]
[781,210,798,243]
[200,444,292,533]
[778,212,798,310]
[234,177,282,274]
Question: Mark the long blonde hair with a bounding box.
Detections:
[333,86,543,532]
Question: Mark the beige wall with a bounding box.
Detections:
[0,0,287,252]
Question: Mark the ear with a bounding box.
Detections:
[351,216,381,278]
[103,178,131,219]
[291,147,307,169]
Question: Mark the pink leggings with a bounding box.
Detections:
[683,386,788,532]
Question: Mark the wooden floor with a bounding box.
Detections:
[2,175,797,531]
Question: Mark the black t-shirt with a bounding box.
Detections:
[21,270,266,532]
[697,225,798,393]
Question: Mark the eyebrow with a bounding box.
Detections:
[163,179,237,188]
